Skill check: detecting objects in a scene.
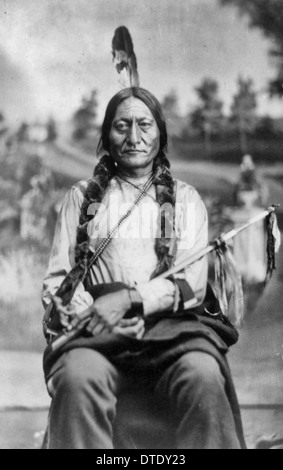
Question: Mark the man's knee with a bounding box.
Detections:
[177,352,224,389]
[52,349,119,397]
[159,352,226,419]
[165,352,225,405]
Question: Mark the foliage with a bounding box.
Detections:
[17,122,29,142]
[47,117,58,142]
[191,79,224,134]
[73,90,99,140]
[162,90,179,117]
[255,115,277,139]
[220,0,283,96]
[0,111,8,136]
[230,77,258,153]
[161,90,185,137]
[190,78,224,155]
[19,154,45,196]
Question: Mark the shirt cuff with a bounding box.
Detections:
[71,291,94,313]
[136,279,176,316]
[173,279,198,310]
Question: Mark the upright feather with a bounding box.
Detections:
[112,26,140,88]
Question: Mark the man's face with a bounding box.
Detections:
[109,97,160,173]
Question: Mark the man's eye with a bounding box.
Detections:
[115,124,128,132]
[139,122,151,130]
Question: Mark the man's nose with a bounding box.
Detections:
[127,124,141,146]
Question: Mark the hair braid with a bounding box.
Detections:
[151,151,176,278]
[75,155,117,263]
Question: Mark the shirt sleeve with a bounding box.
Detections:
[136,182,208,316]
[135,278,177,316]
[42,183,94,313]
[173,184,208,308]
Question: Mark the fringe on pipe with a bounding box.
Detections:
[214,240,244,328]
[266,210,281,284]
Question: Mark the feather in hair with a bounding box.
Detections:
[112,26,140,88]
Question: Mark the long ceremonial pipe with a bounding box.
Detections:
[158,205,279,280]
[51,204,279,352]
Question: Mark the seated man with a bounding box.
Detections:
[42,87,245,450]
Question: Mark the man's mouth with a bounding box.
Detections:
[124,150,144,155]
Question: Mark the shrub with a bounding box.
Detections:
[0,247,48,351]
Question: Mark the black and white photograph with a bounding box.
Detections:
[1,0,283,450]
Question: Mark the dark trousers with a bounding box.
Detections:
[46,348,240,449]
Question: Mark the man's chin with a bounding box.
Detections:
[119,154,153,170]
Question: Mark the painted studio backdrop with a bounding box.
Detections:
[1,0,283,449]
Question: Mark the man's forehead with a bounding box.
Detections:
[114,97,154,120]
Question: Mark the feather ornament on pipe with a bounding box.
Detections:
[266,209,281,283]
[214,240,244,327]
[112,26,140,88]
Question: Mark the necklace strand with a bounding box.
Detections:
[86,174,155,271]
[116,174,156,201]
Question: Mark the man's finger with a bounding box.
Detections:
[90,322,107,337]
[136,326,145,340]
[118,318,140,328]
[114,319,145,338]
[59,313,70,328]
[53,296,76,317]
[86,315,101,333]
[53,296,63,309]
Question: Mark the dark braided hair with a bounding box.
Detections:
[75,87,176,278]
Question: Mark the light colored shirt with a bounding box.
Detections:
[42,174,208,316]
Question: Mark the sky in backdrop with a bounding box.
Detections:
[0,0,282,125]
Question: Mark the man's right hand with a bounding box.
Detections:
[53,296,77,328]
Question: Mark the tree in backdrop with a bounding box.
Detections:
[255,115,277,140]
[161,90,183,138]
[20,155,44,196]
[220,0,283,96]
[17,122,29,142]
[73,90,99,140]
[191,78,224,156]
[162,90,179,117]
[230,77,258,154]
[47,117,58,142]
[0,112,7,136]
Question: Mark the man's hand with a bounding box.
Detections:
[113,317,145,340]
[53,296,77,328]
[86,289,132,336]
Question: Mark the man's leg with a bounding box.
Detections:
[155,352,240,449]
[47,348,122,449]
